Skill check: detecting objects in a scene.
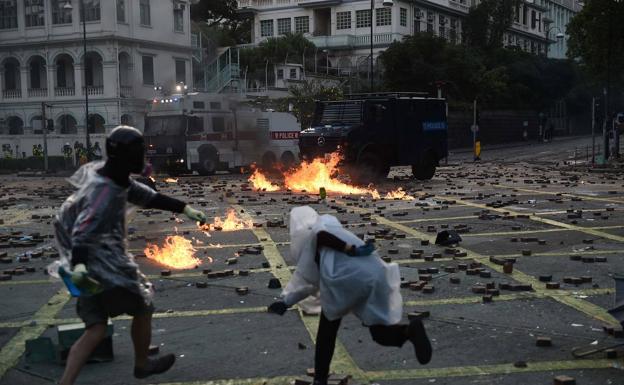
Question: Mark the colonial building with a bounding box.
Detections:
[0,0,195,158]
[237,0,580,73]
[544,0,583,59]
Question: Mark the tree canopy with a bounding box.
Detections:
[566,0,624,110]
[380,34,580,110]
[463,0,520,50]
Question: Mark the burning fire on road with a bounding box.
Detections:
[200,209,254,232]
[248,152,416,200]
[144,235,205,269]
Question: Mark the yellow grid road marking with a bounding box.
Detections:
[366,359,619,381]
[492,185,624,205]
[0,289,70,378]
[338,200,619,327]
[461,225,624,238]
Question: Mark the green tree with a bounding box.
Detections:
[279,82,343,129]
[463,0,520,50]
[190,0,238,25]
[567,0,624,110]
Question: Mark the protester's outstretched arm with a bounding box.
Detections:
[128,180,206,224]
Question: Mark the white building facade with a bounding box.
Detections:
[544,0,583,59]
[0,0,194,159]
[238,0,557,73]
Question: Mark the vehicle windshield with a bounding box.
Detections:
[315,101,362,126]
[144,116,186,136]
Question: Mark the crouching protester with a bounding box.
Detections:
[268,206,432,385]
[52,126,207,385]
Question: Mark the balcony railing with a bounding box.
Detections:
[3,89,21,99]
[237,0,330,8]
[308,33,405,50]
[120,85,132,97]
[28,88,48,98]
[55,87,75,97]
[83,86,104,96]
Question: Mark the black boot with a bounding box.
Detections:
[134,353,176,379]
[408,319,432,364]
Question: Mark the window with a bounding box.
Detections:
[175,60,186,83]
[59,115,77,134]
[81,0,100,22]
[294,16,309,34]
[193,101,205,109]
[376,8,391,27]
[142,56,154,85]
[289,68,297,79]
[356,9,371,28]
[450,18,458,43]
[117,0,125,23]
[188,116,204,134]
[25,0,45,27]
[210,102,221,110]
[260,19,273,37]
[439,15,446,38]
[336,11,351,30]
[52,0,72,24]
[212,117,225,132]
[277,69,284,79]
[277,18,291,35]
[174,3,184,32]
[0,0,17,30]
[414,7,422,33]
[400,8,407,27]
[531,10,536,29]
[426,11,434,33]
[140,0,151,26]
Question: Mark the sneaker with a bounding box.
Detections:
[408,319,432,364]
[134,353,176,379]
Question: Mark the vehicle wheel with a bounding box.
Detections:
[413,152,437,180]
[351,152,387,185]
[262,152,277,170]
[280,151,296,169]
[198,146,218,176]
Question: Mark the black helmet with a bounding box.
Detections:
[106,125,145,173]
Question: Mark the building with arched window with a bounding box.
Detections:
[0,0,195,158]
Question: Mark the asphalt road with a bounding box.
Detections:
[0,136,623,385]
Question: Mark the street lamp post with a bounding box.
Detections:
[545,26,564,57]
[370,0,394,92]
[63,0,91,160]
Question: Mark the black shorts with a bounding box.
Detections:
[77,287,154,328]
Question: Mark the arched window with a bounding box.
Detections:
[88,114,105,134]
[58,114,77,134]
[2,57,20,91]
[28,56,47,90]
[7,116,24,135]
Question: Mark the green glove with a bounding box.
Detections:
[184,205,207,225]
[70,264,102,295]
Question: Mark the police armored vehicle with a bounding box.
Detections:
[299,93,448,182]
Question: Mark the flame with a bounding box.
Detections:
[249,169,280,191]
[284,152,380,198]
[144,235,203,269]
[164,178,178,183]
[201,209,254,232]
[385,188,415,200]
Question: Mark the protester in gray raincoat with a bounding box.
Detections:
[268,206,432,385]
[54,126,207,385]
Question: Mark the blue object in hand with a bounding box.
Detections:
[58,266,83,297]
[352,242,375,257]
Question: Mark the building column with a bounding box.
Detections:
[74,63,84,98]
[46,63,55,99]
[20,66,29,98]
